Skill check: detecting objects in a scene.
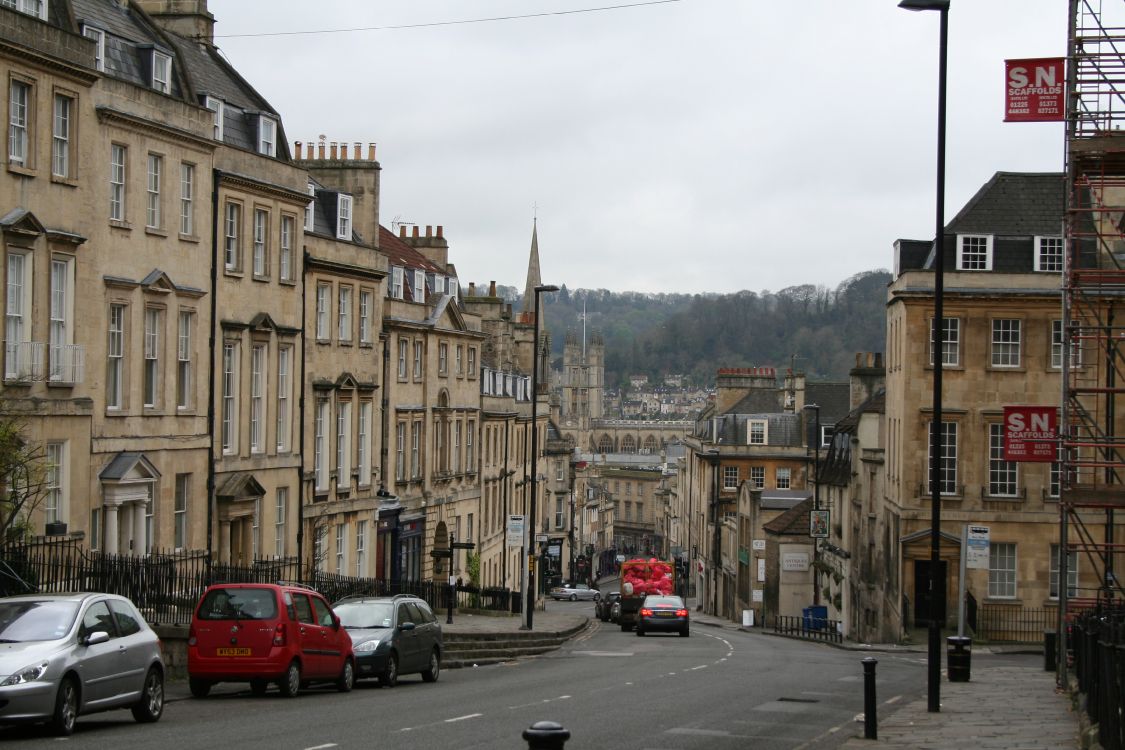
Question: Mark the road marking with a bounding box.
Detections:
[445,714,483,723]
[884,694,903,705]
[507,695,571,710]
[304,745,338,750]
[572,650,634,657]
[688,664,708,670]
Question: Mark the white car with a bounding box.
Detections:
[549,583,600,602]
[0,592,165,736]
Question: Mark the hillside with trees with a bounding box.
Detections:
[489,270,891,387]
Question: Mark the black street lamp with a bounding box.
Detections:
[899,0,949,715]
[526,283,559,629]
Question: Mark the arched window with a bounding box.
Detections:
[622,436,636,454]
[643,436,659,454]
[597,435,613,453]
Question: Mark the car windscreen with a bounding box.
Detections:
[197,588,279,620]
[0,600,79,642]
[334,601,394,629]
[644,596,683,608]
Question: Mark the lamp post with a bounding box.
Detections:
[804,403,821,606]
[526,283,559,629]
[899,0,949,715]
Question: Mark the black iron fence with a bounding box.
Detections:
[0,539,514,625]
[976,605,1054,643]
[773,614,844,644]
[1071,605,1125,750]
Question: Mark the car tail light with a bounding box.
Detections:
[188,625,196,647]
[640,608,653,616]
[676,609,688,617]
[273,622,286,646]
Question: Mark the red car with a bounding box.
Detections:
[187,583,355,698]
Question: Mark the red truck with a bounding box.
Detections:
[617,558,677,632]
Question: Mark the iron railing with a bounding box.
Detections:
[1070,606,1125,750]
[976,605,1055,643]
[773,614,843,644]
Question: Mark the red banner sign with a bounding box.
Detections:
[1003,405,1057,462]
[1005,58,1065,122]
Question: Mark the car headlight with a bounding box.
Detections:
[353,639,383,653]
[1,661,49,686]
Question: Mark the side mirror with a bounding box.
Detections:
[83,631,110,646]
[332,615,341,630]
[399,621,416,632]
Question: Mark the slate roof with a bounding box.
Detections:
[763,497,814,535]
[379,226,451,305]
[72,0,184,97]
[760,489,812,510]
[819,389,885,486]
[945,172,1063,236]
[98,451,160,480]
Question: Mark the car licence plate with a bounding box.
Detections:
[656,611,673,617]
[216,647,251,656]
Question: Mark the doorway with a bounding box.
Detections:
[913,559,948,625]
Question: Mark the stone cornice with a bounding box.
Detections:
[96,106,214,150]
[217,170,309,205]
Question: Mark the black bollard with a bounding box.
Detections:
[862,656,878,740]
[523,721,570,750]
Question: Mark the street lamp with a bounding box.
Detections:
[804,403,821,607]
[900,0,949,715]
[526,283,559,629]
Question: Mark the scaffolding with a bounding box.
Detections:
[1060,0,1125,683]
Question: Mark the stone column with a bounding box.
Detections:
[220,520,231,564]
[133,502,147,556]
[104,504,119,555]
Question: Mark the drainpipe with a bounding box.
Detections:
[205,170,220,564]
[296,248,308,578]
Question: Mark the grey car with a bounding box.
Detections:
[333,595,442,687]
[549,583,601,601]
[0,592,165,736]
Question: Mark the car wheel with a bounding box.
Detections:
[620,622,631,632]
[250,678,268,696]
[636,627,645,637]
[421,648,441,683]
[680,628,690,637]
[49,676,78,736]
[188,677,211,698]
[569,593,577,601]
[336,659,355,692]
[278,660,301,698]
[380,652,398,687]
[131,667,164,723]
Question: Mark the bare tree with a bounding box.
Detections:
[0,404,48,543]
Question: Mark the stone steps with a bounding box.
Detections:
[442,620,589,668]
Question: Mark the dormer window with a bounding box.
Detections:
[2,0,47,21]
[203,96,224,141]
[82,26,105,72]
[390,267,404,299]
[956,234,993,271]
[257,115,277,156]
[304,182,315,231]
[151,50,172,94]
[446,277,458,298]
[430,274,444,294]
[412,270,425,302]
[1035,236,1064,272]
[336,194,352,240]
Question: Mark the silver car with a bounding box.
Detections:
[549,583,601,601]
[0,592,165,736]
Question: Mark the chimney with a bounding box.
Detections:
[317,141,326,159]
[340,142,348,159]
[294,141,303,159]
[368,143,376,160]
[436,225,443,238]
[330,142,338,160]
[849,352,886,409]
[489,281,497,296]
[426,225,432,238]
[412,226,420,239]
[399,226,407,238]
[134,1,215,45]
[468,282,476,296]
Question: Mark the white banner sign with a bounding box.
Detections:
[752,589,764,603]
[506,515,525,548]
[757,558,766,582]
[782,552,809,572]
[967,525,990,570]
[752,539,766,551]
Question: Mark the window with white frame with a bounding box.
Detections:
[1052,320,1082,369]
[991,318,1021,367]
[250,343,266,453]
[359,289,372,344]
[1050,543,1078,599]
[2,0,47,19]
[468,347,476,378]
[555,497,564,529]
[988,423,1018,497]
[204,96,223,141]
[411,420,421,479]
[143,307,161,407]
[929,317,960,366]
[279,215,294,282]
[438,342,448,375]
[180,163,194,235]
[304,182,315,231]
[453,420,462,473]
[151,50,171,93]
[252,208,268,277]
[722,465,738,490]
[395,422,406,481]
[221,342,238,453]
[358,402,372,486]
[223,202,241,270]
[44,441,65,525]
[52,93,71,178]
[314,398,329,491]
[750,466,764,489]
[106,303,124,408]
[748,420,766,444]
[335,523,346,574]
[315,283,330,340]
[337,285,352,341]
[456,345,463,376]
[336,194,352,239]
[336,400,352,489]
[776,467,791,489]
[820,425,834,448]
[355,520,367,577]
[257,115,276,156]
[276,346,290,452]
[957,234,992,270]
[391,267,404,299]
[434,415,446,473]
[313,526,326,573]
[1035,236,1064,272]
[174,473,189,549]
[466,419,475,472]
[145,153,162,229]
[274,487,287,556]
[109,144,126,220]
[928,421,958,495]
[413,341,423,379]
[988,542,1016,598]
[8,79,29,166]
[412,270,425,302]
[176,310,192,409]
[397,338,408,379]
[83,26,105,72]
[48,256,74,383]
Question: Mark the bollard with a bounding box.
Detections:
[862,656,878,740]
[1044,630,1057,672]
[523,721,570,750]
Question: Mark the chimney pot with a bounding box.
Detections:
[341,142,348,159]
[368,143,376,160]
[294,141,303,159]
[412,226,420,239]
[875,352,884,368]
[399,225,406,238]
[468,282,476,296]
[318,141,326,159]
[436,225,443,238]
[330,142,338,159]
[490,281,497,296]
[855,352,862,367]
[426,225,432,238]
[354,142,361,159]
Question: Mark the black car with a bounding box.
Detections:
[636,594,689,637]
[595,591,621,621]
[333,595,442,687]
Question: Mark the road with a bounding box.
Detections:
[4,602,937,749]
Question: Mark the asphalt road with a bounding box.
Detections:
[3,602,936,749]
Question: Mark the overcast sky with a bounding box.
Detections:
[208,0,1069,295]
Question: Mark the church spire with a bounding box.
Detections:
[520,217,543,318]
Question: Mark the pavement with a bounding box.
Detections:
[163,594,1085,749]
